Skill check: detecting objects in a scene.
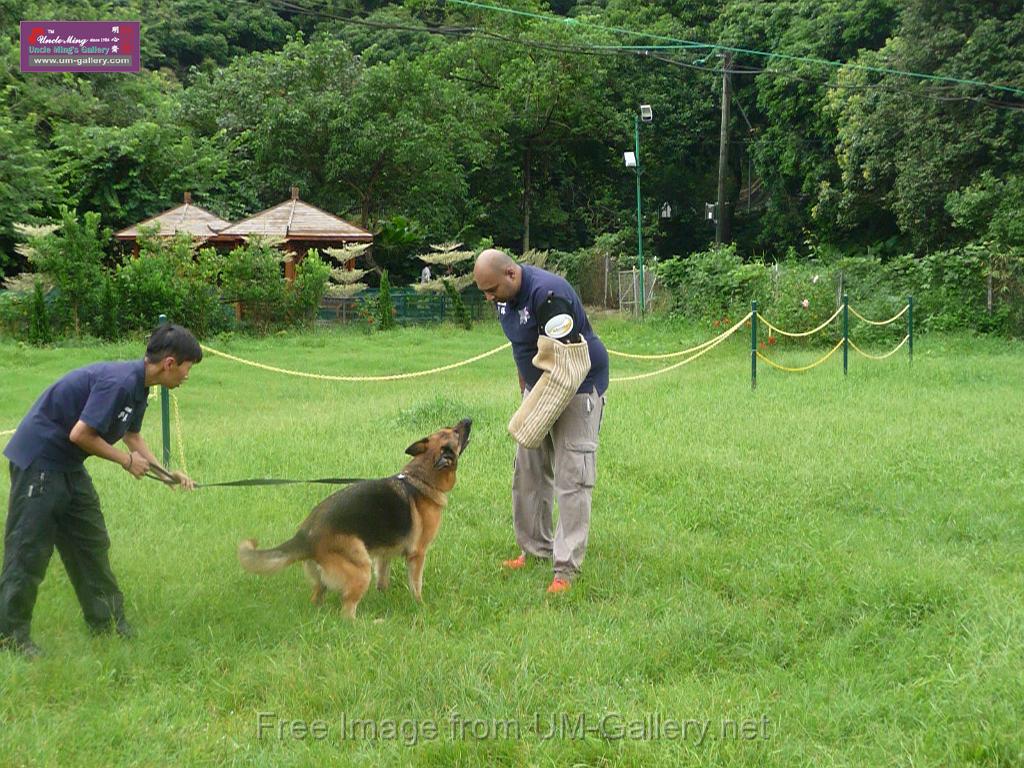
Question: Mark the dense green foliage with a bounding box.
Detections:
[2,0,1022,331]
[0,226,332,339]
[658,243,1024,336]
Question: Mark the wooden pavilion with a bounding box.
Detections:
[113,192,232,253]
[215,187,373,279]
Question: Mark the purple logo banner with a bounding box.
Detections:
[20,21,140,73]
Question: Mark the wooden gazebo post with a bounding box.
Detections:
[284,186,301,282]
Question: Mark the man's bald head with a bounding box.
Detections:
[474,248,522,302]
[475,248,515,275]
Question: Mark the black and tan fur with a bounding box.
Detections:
[238,419,471,618]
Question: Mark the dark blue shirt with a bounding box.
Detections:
[4,360,149,471]
[496,265,609,395]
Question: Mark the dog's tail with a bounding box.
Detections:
[238,531,311,575]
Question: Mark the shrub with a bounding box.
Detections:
[117,231,229,337]
[376,269,397,330]
[443,278,472,330]
[96,274,121,341]
[287,250,330,327]
[16,208,107,337]
[658,244,769,321]
[658,242,1024,339]
[220,238,288,333]
[29,281,53,344]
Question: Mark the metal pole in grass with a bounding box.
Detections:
[908,295,914,363]
[842,294,849,376]
[634,112,646,317]
[751,300,758,389]
[158,313,171,467]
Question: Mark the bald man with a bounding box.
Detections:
[474,249,608,593]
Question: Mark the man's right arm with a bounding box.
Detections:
[69,420,149,478]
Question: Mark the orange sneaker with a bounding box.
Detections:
[502,554,527,570]
[546,578,571,594]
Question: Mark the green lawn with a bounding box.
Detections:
[1,317,1022,767]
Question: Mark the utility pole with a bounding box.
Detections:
[715,51,732,245]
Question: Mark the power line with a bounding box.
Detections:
[649,54,1024,112]
[446,0,1024,99]
[259,0,1024,111]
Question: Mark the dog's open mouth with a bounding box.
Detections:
[455,418,472,452]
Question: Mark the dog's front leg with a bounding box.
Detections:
[406,551,425,602]
[374,557,392,591]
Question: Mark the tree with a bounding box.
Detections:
[180,35,494,238]
[15,209,108,336]
[0,112,58,269]
[442,4,627,252]
[825,2,1024,252]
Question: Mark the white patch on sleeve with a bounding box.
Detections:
[544,313,574,339]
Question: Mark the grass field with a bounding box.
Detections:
[1,316,1022,767]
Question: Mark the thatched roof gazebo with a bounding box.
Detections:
[113,192,232,252]
[215,187,373,279]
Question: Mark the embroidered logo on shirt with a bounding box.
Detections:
[497,302,507,316]
[518,308,531,325]
[117,406,134,423]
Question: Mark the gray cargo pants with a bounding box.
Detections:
[512,388,605,580]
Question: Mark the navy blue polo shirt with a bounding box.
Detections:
[4,360,149,471]
[495,265,609,395]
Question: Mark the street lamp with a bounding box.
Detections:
[625,104,652,316]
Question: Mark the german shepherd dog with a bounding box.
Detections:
[238,419,471,618]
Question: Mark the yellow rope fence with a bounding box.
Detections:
[199,341,511,382]
[754,301,910,373]
[609,313,752,382]
[759,306,843,339]
[849,304,909,326]
[849,335,910,360]
[606,332,724,360]
[756,339,845,372]
[4,300,910,462]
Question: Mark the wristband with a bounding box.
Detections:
[125,453,133,470]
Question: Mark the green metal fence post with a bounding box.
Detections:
[634,113,646,318]
[158,313,171,467]
[842,294,849,376]
[908,295,913,363]
[751,300,758,390]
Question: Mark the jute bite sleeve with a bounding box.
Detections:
[508,335,592,449]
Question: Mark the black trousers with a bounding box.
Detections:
[0,462,125,636]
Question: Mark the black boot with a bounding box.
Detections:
[88,617,135,639]
[0,629,44,659]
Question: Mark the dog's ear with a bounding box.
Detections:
[405,437,430,456]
